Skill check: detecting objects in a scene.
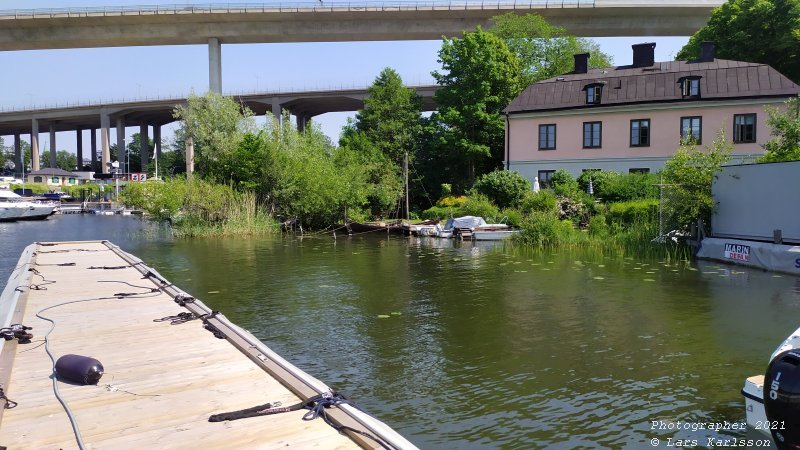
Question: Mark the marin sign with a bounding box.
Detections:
[723,243,750,262]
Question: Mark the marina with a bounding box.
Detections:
[0,240,414,449]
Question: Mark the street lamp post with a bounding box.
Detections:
[111,160,120,200]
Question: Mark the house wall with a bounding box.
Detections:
[27,174,79,187]
[506,98,786,180]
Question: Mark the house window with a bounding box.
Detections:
[538,170,555,188]
[583,122,602,148]
[539,124,556,150]
[630,119,650,147]
[629,168,650,174]
[681,77,701,98]
[34,176,42,183]
[733,114,756,143]
[586,84,603,104]
[52,176,59,183]
[680,116,702,144]
[68,177,76,184]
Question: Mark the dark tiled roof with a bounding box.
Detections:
[505,59,800,114]
[28,168,80,177]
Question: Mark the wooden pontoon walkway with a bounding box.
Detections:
[0,241,415,449]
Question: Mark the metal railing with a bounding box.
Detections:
[0,0,595,19]
[0,80,440,114]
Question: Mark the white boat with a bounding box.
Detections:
[0,203,25,222]
[0,190,56,220]
[743,325,800,446]
[472,229,520,241]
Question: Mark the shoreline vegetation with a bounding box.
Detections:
[108,9,799,253]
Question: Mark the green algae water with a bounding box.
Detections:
[2,215,798,449]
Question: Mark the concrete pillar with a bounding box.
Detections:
[100,113,111,174]
[116,118,125,174]
[208,37,222,94]
[91,128,98,172]
[185,136,194,178]
[140,124,149,172]
[76,129,83,171]
[271,99,282,126]
[31,119,40,171]
[297,114,310,133]
[13,134,21,177]
[153,125,162,179]
[49,124,57,168]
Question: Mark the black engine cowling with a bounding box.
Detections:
[764,349,800,449]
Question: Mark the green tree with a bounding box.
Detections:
[661,132,733,230]
[39,150,77,171]
[677,0,800,83]
[489,13,614,85]
[173,92,256,179]
[758,96,800,162]
[350,67,422,166]
[431,27,523,185]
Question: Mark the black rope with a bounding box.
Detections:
[27,268,56,290]
[36,249,109,254]
[0,324,33,344]
[174,294,195,307]
[0,385,17,409]
[207,391,395,449]
[97,280,160,292]
[154,312,196,325]
[201,312,225,339]
[36,262,76,267]
[87,265,128,270]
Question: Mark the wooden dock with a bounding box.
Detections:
[0,241,415,449]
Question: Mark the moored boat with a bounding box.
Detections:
[0,190,56,220]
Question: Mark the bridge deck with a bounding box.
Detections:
[0,241,390,449]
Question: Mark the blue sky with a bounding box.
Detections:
[0,1,690,155]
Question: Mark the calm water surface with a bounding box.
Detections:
[2,215,799,449]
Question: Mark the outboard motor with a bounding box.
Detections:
[55,354,104,385]
[764,349,800,449]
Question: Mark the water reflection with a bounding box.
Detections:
[0,215,797,449]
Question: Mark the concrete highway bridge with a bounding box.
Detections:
[0,86,439,176]
[0,0,724,174]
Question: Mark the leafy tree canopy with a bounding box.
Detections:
[431,26,523,184]
[759,96,800,162]
[349,67,423,166]
[489,13,614,85]
[677,0,800,83]
[39,150,77,171]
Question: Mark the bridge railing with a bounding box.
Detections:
[0,0,595,19]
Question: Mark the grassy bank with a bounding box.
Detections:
[122,178,278,238]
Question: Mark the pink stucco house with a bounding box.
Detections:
[503,42,800,186]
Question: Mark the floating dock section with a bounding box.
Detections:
[0,241,416,449]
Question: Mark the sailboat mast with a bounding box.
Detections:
[403,150,409,221]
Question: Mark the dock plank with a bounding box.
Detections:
[0,241,361,449]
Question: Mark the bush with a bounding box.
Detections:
[471,170,531,208]
[421,205,457,220]
[436,195,468,208]
[519,190,557,215]
[587,214,608,236]
[606,199,659,228]
[500,208,523,227]
[517,211,575,246]
[577,170,619,197]
[577,170,658,202]
[459,194,500,222]
[550,169,579,196]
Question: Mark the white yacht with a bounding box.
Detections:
[0,190,56,220]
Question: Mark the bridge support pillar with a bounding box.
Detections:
[153,125,162,178]
[209,37,222,94]
[76,129,83,170]
[91,128,98,172]
[185,136,194,178]
[140,124,149,172]
[49,124,57,168]
[31,119,40,172]
[116,118,125,175]
[100,113,111,174]
[13,134,21,177]
[271,99,282,125]
[297,114,310,133]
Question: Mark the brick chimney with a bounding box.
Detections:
[632,42,656,68]
[573,53,589,74]
[699,41,716,62]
